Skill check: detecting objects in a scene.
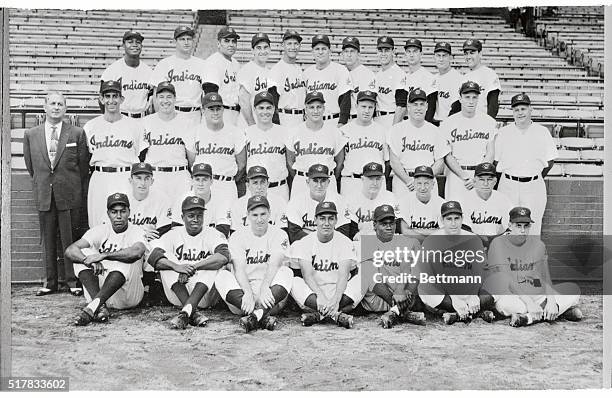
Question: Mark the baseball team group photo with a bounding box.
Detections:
[3,5,604,390]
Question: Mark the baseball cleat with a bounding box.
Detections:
[301,312,321,327]
[403,311,426,326]
[442,312,459,325]
[380,310,398,329]
[95,304,110,323]
[239,313,259,333]
[336,312,354,329]
[74,307,95,327]
[169,311,189,329]
[189,311,209,327]
[260,315,277,331]
[509,313,529,327]
[479,310,495,323]
[561,306,583,322]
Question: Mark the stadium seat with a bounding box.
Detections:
[592,138,604,149]
[579,149,604,161]
[563,163,603,177]
[556,148,581,161]
[559,137,596,150]
[547,163,565,177]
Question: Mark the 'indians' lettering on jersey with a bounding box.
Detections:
[245,249,271,265]
[448,128,490,142]
[284,77,306,92]
[294,142,335,156]
[378,86,393,95]
[246,142,286,156]
[306,80,338,92]
[346,137,384,152]
[175,244,211,262]
[301,213,317,230]
[438,90,451,99]
[254,77,268,92]
[409,216,439,229]
[223,70,237,84]
[401,137,434,153]
[89,135,133,150]
[355,204,400,224]
[99,239,121,253]
[312,255,339,272]
[195,142,235,155]
[509,258,535,272]
[145,132,185,146]
[167,69,202,84]
[129,214,158,227]
[122,80,149,91]
[470,211,502,226]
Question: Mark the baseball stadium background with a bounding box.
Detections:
[6,6,603,284]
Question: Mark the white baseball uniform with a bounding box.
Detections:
[462,189,513,237]
[286,190,352,240]
[462,65,501,115]
[431,68,463,122]
[405,66,436,96]
[348,64,376,117]
[346,189,401,238]
[399,192,444,233]
[245,124,290,200]
[269,59,306,127]
[303,62,353,125]
[101,58,153,115]
[238,60,276,124]
[374,63,406,127]
[229,192,288,232]
[171,188,231,229]
[204,52,242,126]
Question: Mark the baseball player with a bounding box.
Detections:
[245,91,290,200]
[399,166,444,241]
[230,166,287,232]
[286,91,347,199]
[286,164,353,243]
[373,36,407,128]
[431,41,463,125]
[395,39,437,124]
[142,81,195,204]
[441,81,497,204]
[151,26,207,124]
[216,195,293,332]
[455,39,501,118]
[340,36,376,119]
[290,201,363,328]
[303,34,353,127]
[194,92,247,203]
[84,80,147,228]
[485,206,582,327]
[494,94,557,236]
[172,163,231,238]
[147,196,230,329]
[269,30,306,127]
[101,30,153,118]
[65,193,146,326]
[203,26,242,127]
[416,200,495,325]
[339,90,389,198]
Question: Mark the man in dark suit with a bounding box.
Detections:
[23,92,90,296]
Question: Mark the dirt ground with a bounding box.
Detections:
[11,282,603,391]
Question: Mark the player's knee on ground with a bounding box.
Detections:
[494,295,528,317]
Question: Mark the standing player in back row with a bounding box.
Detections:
[431,41,463,125]
[374,36,407,128]
[341,36,376,120]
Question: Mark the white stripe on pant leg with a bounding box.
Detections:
[290,276,314,309]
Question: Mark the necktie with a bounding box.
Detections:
[49,125,58,166]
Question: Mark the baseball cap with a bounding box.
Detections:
[174,26,195,39]
[307,164,330,179]
[156,81,176,96]
[247,195,270,211]
[247,165,269,179]
[283,30,302,42]
[441,201,463,217]
[305,91,325,104]
[357,90,377,103]
[509,207,534,223]
[460,81,481,95]
[312,34,331,48]
[511,93,531,107]
[408,88,427,103]
[434,41,452,54]
[202,92,224,108]
[182,196,206,212]
[253,91,274,107]
[377,36,394,49]
[217,26,240,40]
[192,163,213,177]
[342,36,360,51]
[373,204,396,222]
[107,192,130,209]
[315,201,337,217]
[404,38,422,51]
[474,162,497,177]
[100,80,122,95]
[131,162,153,176]
[413,165,434,179]
[362,162,384,177]
[123,30,144,42]
[251,32,270,48]
[463,39,482,52]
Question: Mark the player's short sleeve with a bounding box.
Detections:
[81,225,105,250]
[284,128,297,153]
[156,197,173,228]
[100,62,115,82]
[233,127,246,155]
[337,64,354,94]
[433,126,451,160]
[335,197,352,226]
[214,202,232,227]
[133,120,149,154]
[228,231,245,262]
[488,69,502,92]
[272,228,291,257]
[493,130,505,163]
[486,237,508,270]
[337,236,358,263]
[151,59,169,87]
[237,65,251,92]
[385,126,401,156]
[334,128,349,156]
[208,228,229,252]
[182,119,197,153]
[289,237,310,261]
[286,197,302,225]
[229,201,244,230]
[203,56,222,86]
[541,127,559,162]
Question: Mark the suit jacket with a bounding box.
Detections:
[23,122,90,212]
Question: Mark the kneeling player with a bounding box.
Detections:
[217,195,293,332]
[147,196,230,329]
[65,193,147,326]
[290,201,364,329]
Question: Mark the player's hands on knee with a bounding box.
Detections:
[177,273,189,284]
[175,264,196,276]
[92,262,106,276]
[144,230,160,241]
[543,297,559,321]
[241,292,256,314]
[84,253,106,265]
[393,293,413,312]
[526,300,544,320]
[259,285,275,309]
[321,298,339,317]
[451,296,469,320]
[466,295,480,314]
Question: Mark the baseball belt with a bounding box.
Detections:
[175,106,201,112]
[268,178,287,188]
[296,170,333,177]
[121,111,145,118]
[321,113,340,121]
[504,173,539,182]
[213,174,234,182]
[461,165,477,171]
[377,111,395,116]
[278,108,304,115]
[92,166,131,173]
[154,166,187,172]
[223,104,241,112]
[349,114,358,119]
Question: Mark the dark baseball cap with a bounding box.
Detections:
[509,207,534,223]
[251,32,270,48]
[131,162,153,176]
[174,26,195,39]
[283,29,302,42]
[441,201,463,217]
[404,38,422,50]
[192,163,213,177]
[315,201,337,217]
[342,36,360,51]
[123,30,144,42]
[182,196,206,212]
[357,90,377,103]
[305,91,325,104]
[460,81,481,95]
[107,192,130,209]
[307,164,330,179]
[362,162,384,177]
[377,36,394,49]
[312,34,330,48]
[408,88,427,103]
[100,79,122,95]
[247,195,270,211]
[511,93,531,107]
[156,81,176,96]
[474,162,497,177]
[414,165,434,179]
[253,91,274,107]
[217,26,240,40]
[202,92,224,108]
[247,165,269,179]
[373,204,396,222]
[463,39,482,52]
[434,41,451,54]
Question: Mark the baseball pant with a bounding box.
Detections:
[290,273,365,311]
[497,175,546,235]
[177,109,202,125]
[267,182,290,202]
[87,170,132,227]
[445,169,475,204]
[290,174,338,201]
[215,267,293,315]
[150,169,192,206]
[211,179,238,203]
[223,109,241,127]
[160,269,220,308]
[73,248,144,309]
[360,270,414,312]
[392,175,438,200]
[279,112,304,127]
[373,114,395,128]
[340,176,363,199]
[494,282,580,317]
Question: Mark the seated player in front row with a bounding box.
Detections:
[216,195,294,333]
[147,196,230,329]
[66,193,147,326]
[485,206,582,327]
